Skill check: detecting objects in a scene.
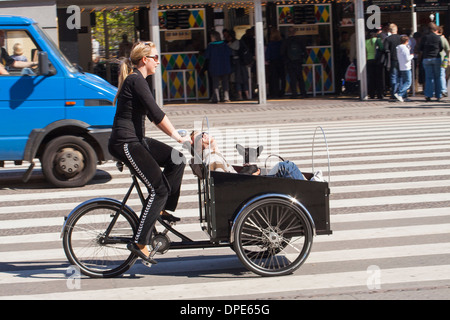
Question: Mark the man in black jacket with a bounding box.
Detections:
[383,24,402,99]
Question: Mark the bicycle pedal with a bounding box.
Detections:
[149,242,161,258]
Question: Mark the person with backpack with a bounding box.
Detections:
[282,26,307,98]
[366,29,385,99]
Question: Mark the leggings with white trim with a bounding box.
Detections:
[109,138,185,245]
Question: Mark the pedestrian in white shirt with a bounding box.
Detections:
[395,35,414,102]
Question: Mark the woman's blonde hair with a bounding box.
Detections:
[114,41,156,105]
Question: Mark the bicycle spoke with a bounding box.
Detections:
[63,201,137,277]
[235,199,313,276]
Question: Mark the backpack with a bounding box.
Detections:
[238,40,253,66]
[287,38,304,61]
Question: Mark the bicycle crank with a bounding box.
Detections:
[150,233,171,255]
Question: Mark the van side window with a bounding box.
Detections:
[0,30,54,76]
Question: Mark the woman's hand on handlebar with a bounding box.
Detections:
[180,136,192,149]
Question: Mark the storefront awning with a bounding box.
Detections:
[55,0,369,103]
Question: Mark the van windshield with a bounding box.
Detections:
[34,23,78,73]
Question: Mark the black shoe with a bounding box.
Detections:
[425,97,431,102]
[160,212,181,222]
[127,243,157,265]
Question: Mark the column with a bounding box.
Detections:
[254,0,267,104]
[354,0,368,100]
[150,0,164,107]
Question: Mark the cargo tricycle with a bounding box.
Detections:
[61,121,332,278]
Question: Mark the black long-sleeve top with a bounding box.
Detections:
[109,69,165,145]
[419,32,443,59]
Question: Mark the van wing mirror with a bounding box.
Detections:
[38,51,50,76]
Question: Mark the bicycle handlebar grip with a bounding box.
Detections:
[182,140,192,150]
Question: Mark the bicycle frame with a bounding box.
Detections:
[117,173,229,250]
[61,119,332,277]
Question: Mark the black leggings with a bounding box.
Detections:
[109,138,185,245]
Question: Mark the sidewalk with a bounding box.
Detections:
[162,95,450,127]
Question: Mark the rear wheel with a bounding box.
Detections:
[233,197,314,276]
[41,135,97,187]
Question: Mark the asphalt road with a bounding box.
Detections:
[1,96,449,302]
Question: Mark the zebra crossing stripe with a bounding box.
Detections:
[1,116,449,298]
[2,265,449,300]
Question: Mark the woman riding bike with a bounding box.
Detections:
[108,41,190,265]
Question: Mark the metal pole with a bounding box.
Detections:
[103,11,111,84]
[411,0,417,34]
[254,0,267,104]
[150,0,164,107]
[354,0,368,100]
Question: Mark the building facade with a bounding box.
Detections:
[2,0,450,103]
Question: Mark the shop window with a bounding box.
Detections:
[159,9,206,54]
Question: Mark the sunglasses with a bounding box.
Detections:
[146,55,159,62]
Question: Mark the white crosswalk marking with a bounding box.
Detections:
[1,116,449,299]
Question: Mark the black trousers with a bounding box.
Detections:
[287,61,307,97]
[268,59,286,98]
[367,59,384,99]
[109,138,185,245]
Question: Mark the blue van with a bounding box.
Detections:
[0,15,116,187]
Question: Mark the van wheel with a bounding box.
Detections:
[41,136,97,188]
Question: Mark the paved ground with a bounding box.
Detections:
[161,95,450,128]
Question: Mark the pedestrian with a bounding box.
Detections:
[337,31,351,94]
[118,34,133,58]
[204,30,232,103]
[265,28,286,98]
[366,29,385,99]
[419,22,443,102]
[282,26,307,98]
[224,29,250,100]
[108,41,189,265]
[437,26,449,97]
[383,24,402,99]
[395,36,414,102]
